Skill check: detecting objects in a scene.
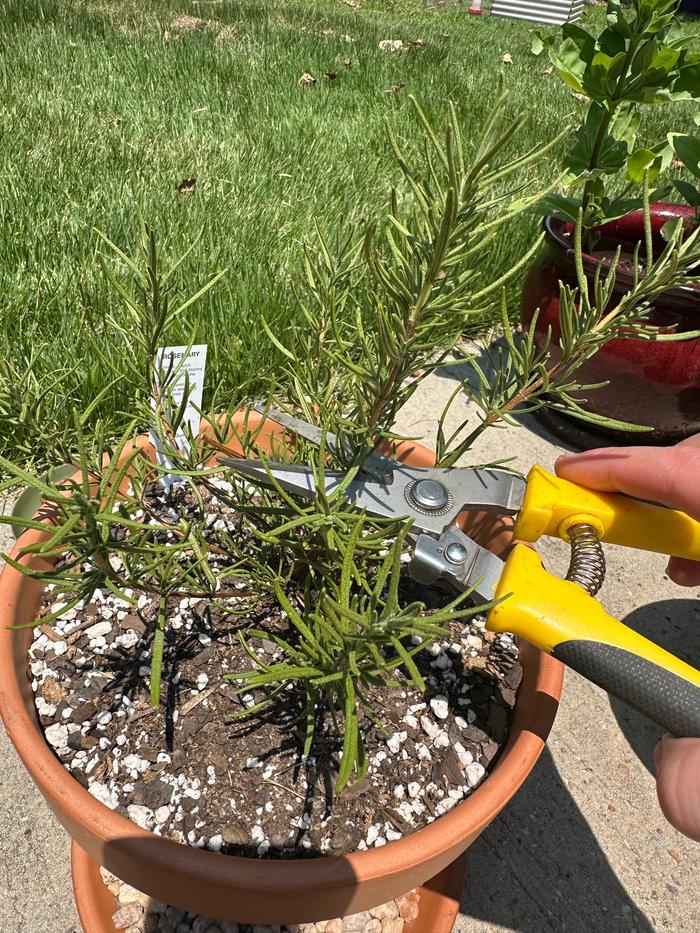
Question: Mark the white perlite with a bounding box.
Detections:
[454,742,474,768]
[44,722,69,750]
[420,715,438,739]
[429,696,449,720]
[127,805,155,830]
[88,782,119,810]
[386,731,406,754]
[154,806,171,825]
[465,761,486,788]
[84,620,113,639]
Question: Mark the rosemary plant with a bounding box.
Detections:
[3,94,700,790]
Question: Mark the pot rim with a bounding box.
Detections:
[543,205,700,301]
[0,415,563,899]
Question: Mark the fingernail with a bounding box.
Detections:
[654,739,664,769]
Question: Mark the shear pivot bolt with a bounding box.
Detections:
[445,542,468,564]
[407,479,451,512]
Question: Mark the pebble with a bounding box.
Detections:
[112,904,144,928]
[123,754,150,774]
[370,902,399,921]
[342,911,373,932]
[118,884,152,908]
[380,920,404,933]
[431,653,451,670]
[97,860,413,931]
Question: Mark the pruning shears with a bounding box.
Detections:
[219,408,700,738]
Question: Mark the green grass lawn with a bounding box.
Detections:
[0,0,697,468]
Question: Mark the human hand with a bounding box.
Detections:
[555,435,700,842]
[556,434,700,585]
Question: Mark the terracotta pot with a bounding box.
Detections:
[0,412,562,924]
[522,204,700,443]
[71,840,466,933]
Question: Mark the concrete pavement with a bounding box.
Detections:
[1,366,698,932]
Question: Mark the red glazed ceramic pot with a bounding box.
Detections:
[522,204,700,443]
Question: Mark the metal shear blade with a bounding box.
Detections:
[252,405,396,482]
[218,455,526,537]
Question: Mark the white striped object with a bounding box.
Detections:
[490,0,584,25]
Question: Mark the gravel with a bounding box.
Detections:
[101,868,417,933]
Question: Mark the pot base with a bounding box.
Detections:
[71,841,465,933]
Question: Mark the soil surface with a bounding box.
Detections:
[28,481,521,860]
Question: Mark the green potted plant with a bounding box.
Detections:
[524,0,700,444]
[0,95,698,933]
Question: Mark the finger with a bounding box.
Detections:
[667,556,700,587]
[555,439,700,521]
[654,735,700,842]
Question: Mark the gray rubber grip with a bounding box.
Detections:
[552,641,700,737]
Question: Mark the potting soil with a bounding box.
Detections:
[28,481,521,860]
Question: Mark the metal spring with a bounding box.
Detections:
[565,523,606,597]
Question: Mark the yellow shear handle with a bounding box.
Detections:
[487,545,700,737]
[514,465,700,561]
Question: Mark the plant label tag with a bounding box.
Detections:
[150,344,208,483]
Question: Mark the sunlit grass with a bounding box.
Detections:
[0,0,696,468]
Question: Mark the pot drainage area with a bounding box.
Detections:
[102,866,417,933]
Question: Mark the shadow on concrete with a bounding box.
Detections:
[609,599,700,775]
[459,600,699,931]
[458,747,655,933]
[434,347,582,456]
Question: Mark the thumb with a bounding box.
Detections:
[654,735,700,842]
